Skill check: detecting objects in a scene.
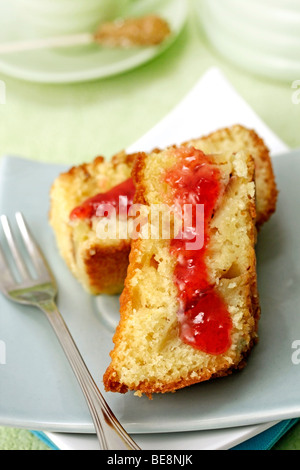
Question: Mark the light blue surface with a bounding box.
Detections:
[0,152,300,435]
[232,419,299,451]
[31,431,60,451]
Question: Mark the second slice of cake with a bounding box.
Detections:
[104,146,260,397]
[49,151,137,295]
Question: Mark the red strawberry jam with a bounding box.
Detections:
[70,178,135,220]
[165,147,232,355]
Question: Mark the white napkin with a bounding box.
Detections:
[128,67,288,156]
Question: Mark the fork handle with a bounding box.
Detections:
[38,299,140,450]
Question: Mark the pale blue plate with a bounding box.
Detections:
[0,152,300,434]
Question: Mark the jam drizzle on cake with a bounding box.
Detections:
[70,178,135,220]
[165,147,232,355]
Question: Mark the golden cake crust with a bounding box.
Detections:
[49,125,276,296]
[104,147,260,397]
[185,124,278,227]
[49,151,139,295]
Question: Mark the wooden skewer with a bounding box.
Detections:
[0,33,93,54]
[0,15,171,54]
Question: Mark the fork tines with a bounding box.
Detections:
[0,212,53,288]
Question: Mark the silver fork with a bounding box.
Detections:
[0,212,140,451]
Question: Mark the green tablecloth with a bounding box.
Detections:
[0,0,299,450]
